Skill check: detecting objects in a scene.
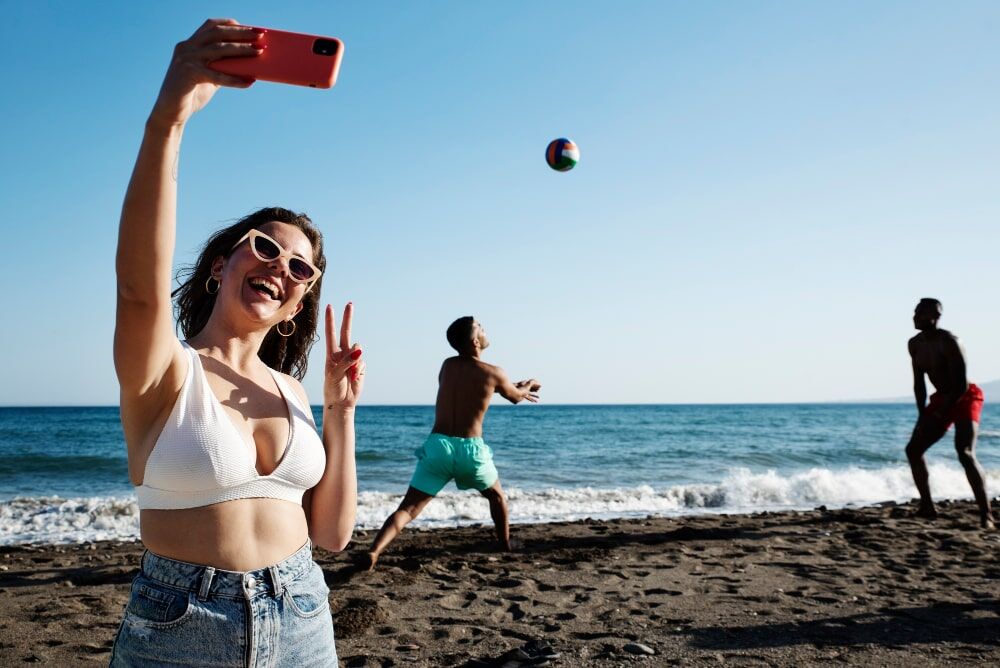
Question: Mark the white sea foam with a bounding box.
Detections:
[3,463,998,545]
[0,496,140,546]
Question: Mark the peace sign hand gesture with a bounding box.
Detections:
[324,303,365,409]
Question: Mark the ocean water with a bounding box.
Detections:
[1,404,998,545]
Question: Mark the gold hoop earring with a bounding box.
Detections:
[276,319,296,337]
[205,276,220,294]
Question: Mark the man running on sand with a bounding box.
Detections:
[363,317,541,569]
[905,298,996,529]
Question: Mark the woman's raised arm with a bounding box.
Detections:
[115,19,260,399]
[309,304,364,551]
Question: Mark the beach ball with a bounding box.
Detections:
[545,138,579,172]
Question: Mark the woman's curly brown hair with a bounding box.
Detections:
[172,207,326,380]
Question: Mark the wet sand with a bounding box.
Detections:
[1,500,998,666]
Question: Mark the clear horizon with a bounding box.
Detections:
[4,2,999,405]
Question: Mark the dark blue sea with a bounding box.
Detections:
[2,405,998,544]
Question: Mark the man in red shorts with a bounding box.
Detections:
[905,298,995,528]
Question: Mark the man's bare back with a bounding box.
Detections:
[908,328,965,400]
[432,357,522,438]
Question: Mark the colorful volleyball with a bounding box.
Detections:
[545,138,579,172]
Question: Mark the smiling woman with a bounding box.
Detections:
[110,17,363,667]
[173,207,326,380]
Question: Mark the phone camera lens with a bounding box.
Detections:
[312,39,338,57]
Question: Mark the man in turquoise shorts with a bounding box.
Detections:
[362,317,541,569]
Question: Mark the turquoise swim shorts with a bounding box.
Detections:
[409,433,499,496]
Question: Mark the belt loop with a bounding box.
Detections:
[139,550,149,575]
[197,566,216,602]
[268,565,283,598]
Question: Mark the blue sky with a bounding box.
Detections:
[2,1,999,405]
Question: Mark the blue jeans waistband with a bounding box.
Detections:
[140,541,314,600]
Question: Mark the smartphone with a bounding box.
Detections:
[209,26,344,89]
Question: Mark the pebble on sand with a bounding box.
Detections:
[624,642,656,655]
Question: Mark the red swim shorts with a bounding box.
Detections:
[926,383,984,427]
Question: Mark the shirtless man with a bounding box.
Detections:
[905,298,995,529]
[363,317,541,569]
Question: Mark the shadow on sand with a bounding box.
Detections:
[684,600,1000,650]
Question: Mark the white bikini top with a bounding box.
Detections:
[135,342,326,510]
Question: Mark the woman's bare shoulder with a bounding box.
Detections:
[277,370,311,407]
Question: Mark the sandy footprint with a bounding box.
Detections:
[437,591,477,610]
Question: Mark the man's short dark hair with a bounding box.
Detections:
[446,316,475,352]
[918,298,943,315]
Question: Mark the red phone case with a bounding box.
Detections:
[208,26,343,89]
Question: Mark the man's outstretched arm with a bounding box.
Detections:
[495,368,541,404]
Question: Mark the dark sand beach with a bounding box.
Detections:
[1,500,998,666]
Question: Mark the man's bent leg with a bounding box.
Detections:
[954,420,996,529]
[905,418,946,518]
[365,486,435,570]
[479,480,511,551]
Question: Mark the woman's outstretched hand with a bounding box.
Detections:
[149,18,262,129]
[324,303,365,409]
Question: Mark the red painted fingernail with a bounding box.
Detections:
[350,349,363,360]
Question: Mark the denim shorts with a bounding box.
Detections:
[109,541,337,667]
